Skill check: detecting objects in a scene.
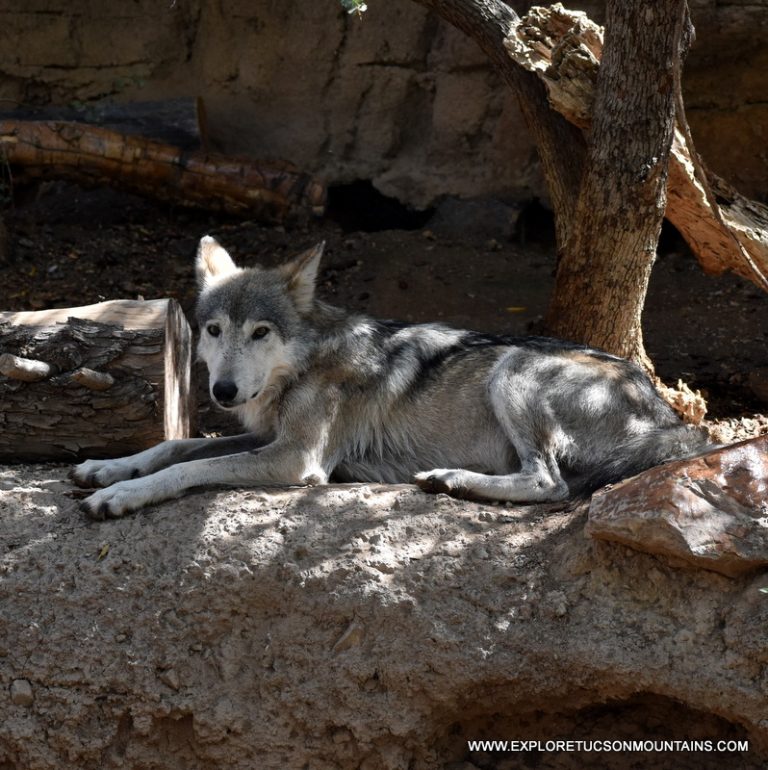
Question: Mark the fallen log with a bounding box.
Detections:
[0,299,194,462]
[504,4,768,292]
[0,120,326,225]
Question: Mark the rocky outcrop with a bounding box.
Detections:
[588,436,768,578]
[0,1,765,208]
[1,466,767,769]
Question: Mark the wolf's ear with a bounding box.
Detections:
[196,236,240,290]
[280,241,324,314]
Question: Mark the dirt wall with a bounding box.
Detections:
[0,0,765,208]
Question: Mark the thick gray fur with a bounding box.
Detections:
[72,237,713,519]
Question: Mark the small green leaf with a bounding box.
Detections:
[340,0,367,14]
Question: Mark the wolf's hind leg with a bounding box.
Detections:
[414,348,573,503]
[414,452,569,503]
[71,433,265,489]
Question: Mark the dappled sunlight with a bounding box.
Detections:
[578,380,613,414]
[0,466,75,563]
[178,481,585,622]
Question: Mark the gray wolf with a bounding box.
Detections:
[72,236,712,519]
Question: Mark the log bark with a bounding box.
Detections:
[0,299,194,462]
[505,4,768,293]
[0,120,326,225]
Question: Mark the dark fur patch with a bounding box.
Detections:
[380,324,504,394]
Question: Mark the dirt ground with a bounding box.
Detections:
[2,183,768,441]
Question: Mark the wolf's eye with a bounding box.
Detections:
[252,326,270,340]
[207,323,221,337]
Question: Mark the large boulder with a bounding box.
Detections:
[1,465,767,769]
[588,436,768,578]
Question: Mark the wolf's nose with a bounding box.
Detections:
[212,380,238,404]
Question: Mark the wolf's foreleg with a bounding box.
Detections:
[71,433,266,489]
[79,442,326,519]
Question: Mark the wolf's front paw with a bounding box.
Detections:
[80,479,150,520]
[70,458,141,489]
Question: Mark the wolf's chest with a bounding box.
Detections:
[236,397,279,437]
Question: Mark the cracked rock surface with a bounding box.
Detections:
[588,435,768,578]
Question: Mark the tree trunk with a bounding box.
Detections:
[410,0,683,365]
[505,5,768,296]
[543,0,690,365]
[413,0,766,374]
[0,299,194,461]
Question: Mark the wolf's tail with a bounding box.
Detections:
[570,424,716,497]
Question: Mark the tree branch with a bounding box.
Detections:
[411,0,585,247]
[505,4,768,293]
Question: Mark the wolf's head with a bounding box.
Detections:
[195,236,323,411]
